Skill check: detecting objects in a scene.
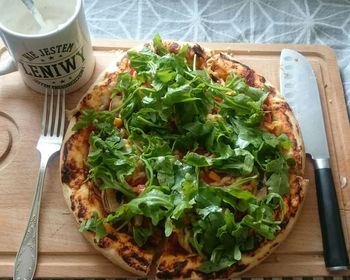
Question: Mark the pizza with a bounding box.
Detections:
[60,35,308,279]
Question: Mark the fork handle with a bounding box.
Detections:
[13,154,50,280]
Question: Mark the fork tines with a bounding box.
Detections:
[42,88,66,138]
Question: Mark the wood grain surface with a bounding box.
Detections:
[0,40,349,278]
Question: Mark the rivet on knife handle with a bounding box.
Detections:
[313,158,349,271]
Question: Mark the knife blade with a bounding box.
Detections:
[280,49,349,272]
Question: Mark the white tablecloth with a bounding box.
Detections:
[83,0,350,116]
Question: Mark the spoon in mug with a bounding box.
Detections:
[20,0,46,29]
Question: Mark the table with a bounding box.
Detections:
[83,0,350,116]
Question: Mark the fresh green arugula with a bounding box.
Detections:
[79,212,106,242]
[74,35,293,273]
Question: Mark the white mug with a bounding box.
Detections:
[0,0,95,93]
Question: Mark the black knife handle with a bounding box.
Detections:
[313,158,349,271]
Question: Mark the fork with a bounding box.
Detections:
[13,89,65,280]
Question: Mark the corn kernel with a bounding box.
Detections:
[208,171,221,182]
[114,117,123,128]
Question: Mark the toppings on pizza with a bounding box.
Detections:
[61,35,307,278]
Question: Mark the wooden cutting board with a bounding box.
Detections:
[0,40,349,278]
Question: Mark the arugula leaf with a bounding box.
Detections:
[171,170,198,221]
[152,33,168,56]
[107,187,174,226]
[133,226,153,247]
[218,93,266,126]
[265,157,290,195]
[128,47,158,75]
[162,84,200,106]
[156,68,177,84]
[150,156,175,187]
[79,212,107,242]
[199,245,241,273]
[241,197,282,240]
[73,110,115,131]
[112,72,133,99]
[212,148,255,175]
[130,128,172,157]
[263,132,291,149]
[183,152,212,167]
[266,167,289,195]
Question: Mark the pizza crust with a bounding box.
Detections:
[62,182,154,276]
[60,40,308,279]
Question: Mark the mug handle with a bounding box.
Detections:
[0,36,17,75]
[0,56,17,75]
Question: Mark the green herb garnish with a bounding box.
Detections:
[76,35,293,273]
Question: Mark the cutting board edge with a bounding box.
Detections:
[1,40,349,278]
[91,39,337,56]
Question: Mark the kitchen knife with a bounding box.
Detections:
[280,49,349,272]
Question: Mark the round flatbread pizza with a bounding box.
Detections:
[60,35,308,279]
